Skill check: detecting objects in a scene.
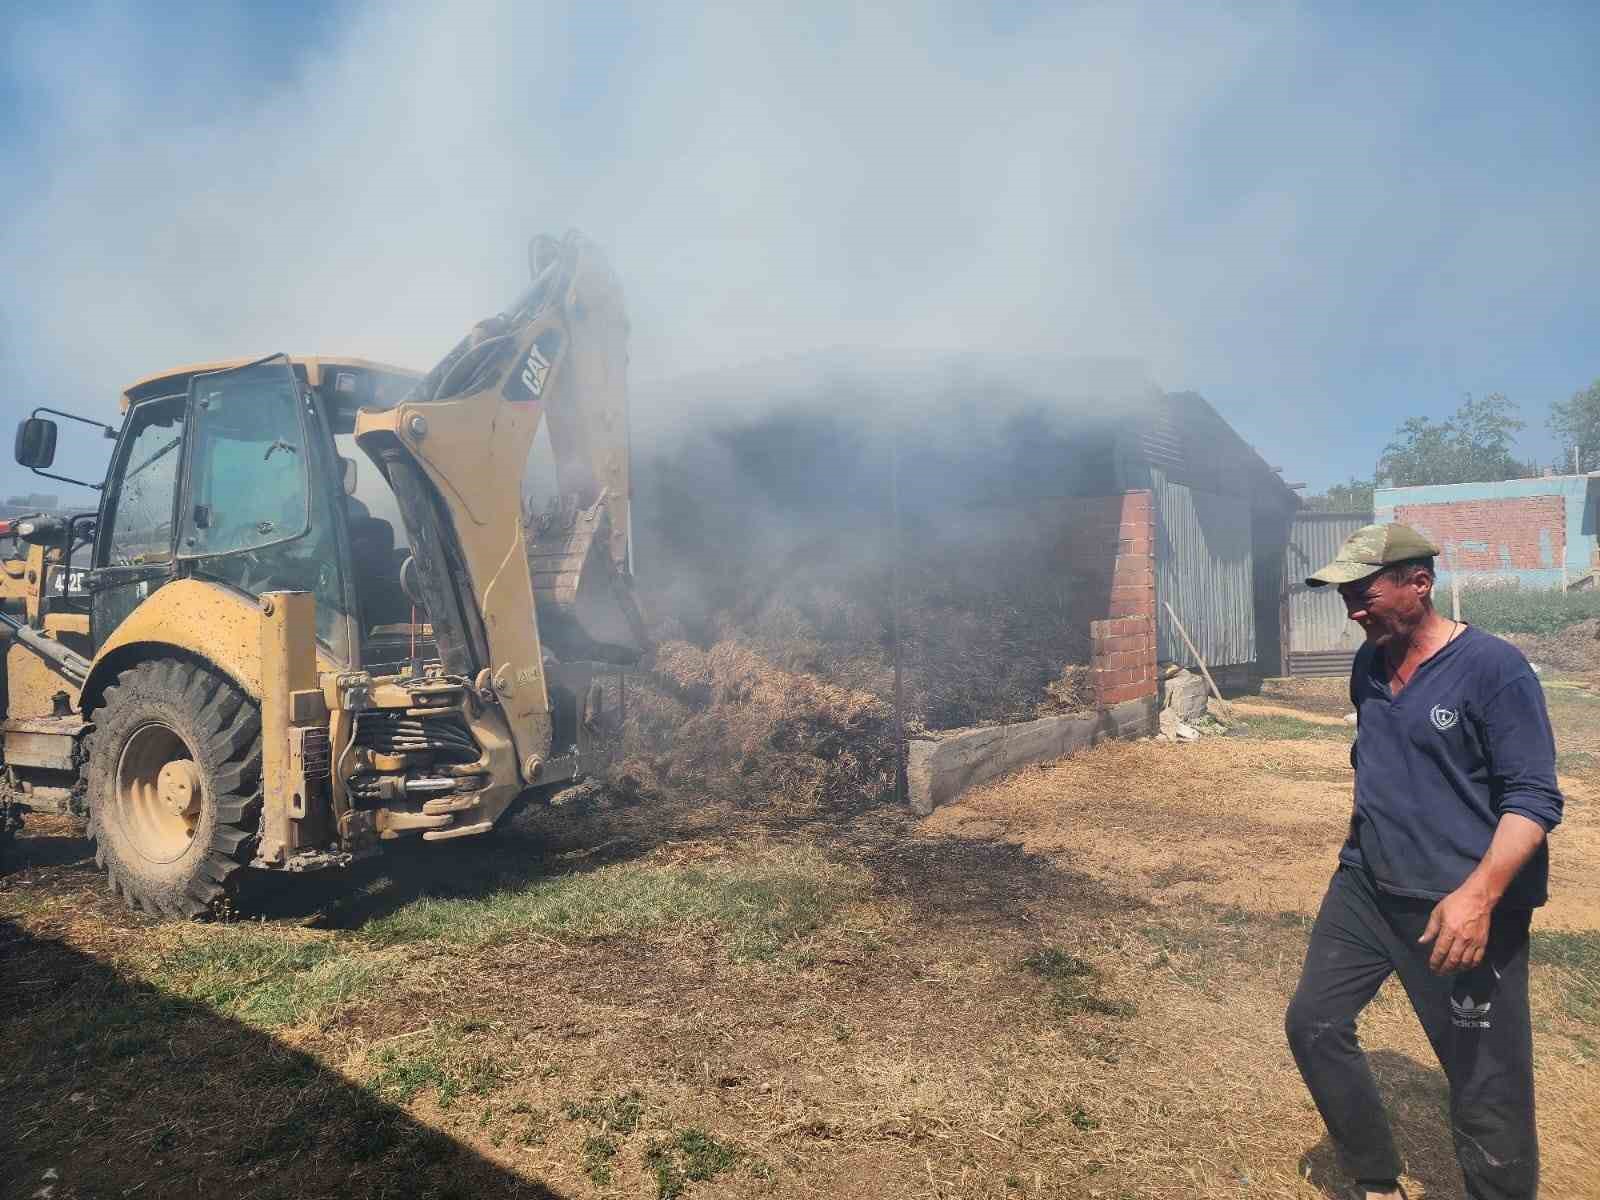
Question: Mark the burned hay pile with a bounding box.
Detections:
[596,367,1131,814]
[612,639,896,812]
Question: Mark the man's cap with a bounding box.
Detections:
[1305,522,1441,588]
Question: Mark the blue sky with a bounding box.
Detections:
[1,1,1595,499]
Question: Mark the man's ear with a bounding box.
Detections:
[1413,569,1434,600]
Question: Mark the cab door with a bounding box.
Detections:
[91,393,187,646]
[176,356,312,562]
[175,356,355,661]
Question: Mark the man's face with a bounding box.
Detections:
[1337,569,1428,647]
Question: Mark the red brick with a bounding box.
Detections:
[1394,496,1565,575]
[1097,680,1156,705]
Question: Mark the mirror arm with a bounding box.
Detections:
[27,466,103,491]
[23,406,117,489]
[33,406,119,438]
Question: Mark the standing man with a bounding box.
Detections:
[1286,523,1562,1200]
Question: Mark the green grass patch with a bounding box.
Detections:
[1534,929,1600,1022]
[1067,1105,1101,1132]
[1533,929,1600,972]
[1023,947,1094,981]
[356,849,858,960]
[564,1091,649,1186]
[1139,906,1311,989]
[646,1129,741,1198]
[1459,588,1600,637]
[580,1134,619,1184]
[368,1036,509,1108]
[564,1090,645,1135]
[154,928,380,1028]
[1533,933,1600,1025]
[1232,715,1354,743]
[1556,751,1600,775]
[1021,945,1136,1020]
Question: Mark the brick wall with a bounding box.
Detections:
[1082,490,1156,707]
[1394,496,1565,574]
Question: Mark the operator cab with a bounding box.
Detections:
[15,355,436,674]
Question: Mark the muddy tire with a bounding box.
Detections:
[86,659,262,919]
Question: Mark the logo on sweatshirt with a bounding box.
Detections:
[1429,705,1459,732]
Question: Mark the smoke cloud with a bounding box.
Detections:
[2,2,1595,493]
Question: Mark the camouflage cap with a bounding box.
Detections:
[1305,522,1441,588]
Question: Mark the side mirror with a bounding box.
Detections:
[398,554,424,607]
[339,455,359,496]
[14,418,58,468]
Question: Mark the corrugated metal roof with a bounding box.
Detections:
[1121,392,1299,513]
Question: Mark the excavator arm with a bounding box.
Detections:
[353,231,645,789]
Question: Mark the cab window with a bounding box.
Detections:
[179,361,310,557]
[103,396,184,566]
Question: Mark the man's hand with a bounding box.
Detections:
[1418,813,1546,974]
[1418,885,1493,974]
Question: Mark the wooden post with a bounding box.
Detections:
[1444,546,1461,622]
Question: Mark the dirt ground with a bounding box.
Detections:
[3,681,1598,1199]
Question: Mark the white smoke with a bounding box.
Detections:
[2,2,1594,494]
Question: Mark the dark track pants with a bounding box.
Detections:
[1285,865,1538,1199]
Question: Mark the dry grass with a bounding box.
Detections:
[4,680,1600,1198]
[614,637,897,813]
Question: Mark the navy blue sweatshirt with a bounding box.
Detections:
[1341,624,1563,909]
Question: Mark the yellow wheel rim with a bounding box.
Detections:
[114,723,201,864]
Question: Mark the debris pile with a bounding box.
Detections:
[1154,667,1236,742]
[1501,617,1600,676]
[611,638,896,813]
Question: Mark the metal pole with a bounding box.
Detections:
[889,416,902,809]
[890,417,905,807]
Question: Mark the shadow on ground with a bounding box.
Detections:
[0,919,566,1199]
[1298,1048,1464,1200]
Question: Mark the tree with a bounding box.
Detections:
[1548,379,1600,473]
[1302,477,1375,514]
[1375,393,1529,487]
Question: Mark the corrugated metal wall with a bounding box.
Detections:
[1153,468,1255,668]
[1286,512,1368,674]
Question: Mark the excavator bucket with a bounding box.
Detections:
[527,494,648,664]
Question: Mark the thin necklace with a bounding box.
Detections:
[1390,621,1462,689]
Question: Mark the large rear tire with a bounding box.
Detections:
[86,659,262,919]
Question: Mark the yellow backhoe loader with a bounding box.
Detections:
[0,231,647,917]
